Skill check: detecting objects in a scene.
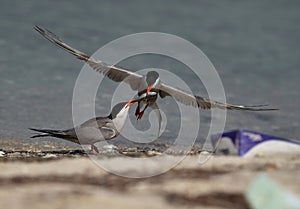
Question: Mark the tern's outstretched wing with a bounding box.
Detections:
[158,83,278,111]
[34,25,142,90]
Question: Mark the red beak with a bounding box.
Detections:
[146,85,153,94]
[125,99,136,108]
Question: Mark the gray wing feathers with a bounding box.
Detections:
[99,126,116,139]
[35,25,142,90]
[159,83,199,107]
[34,25,89,61]
[74,120,116,143]
[159,83,278,111]
[78,118,116,138]
[87,60,142,90]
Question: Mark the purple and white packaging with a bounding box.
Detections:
[211,130,300,157]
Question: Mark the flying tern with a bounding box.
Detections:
[34,25,278,135]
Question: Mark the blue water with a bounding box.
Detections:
[0,0,299,146]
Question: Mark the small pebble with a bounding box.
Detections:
[103,144,117,151]
[0,151,5,157]
[10,152,21,157]
[43,154,57,159]
[125,148,138,152]
[146,151,162,156]
[200,151,212,155]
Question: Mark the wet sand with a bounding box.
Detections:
[1,139,300,209]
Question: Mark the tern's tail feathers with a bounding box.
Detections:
[34,25,90,61]
[29,128,67,139]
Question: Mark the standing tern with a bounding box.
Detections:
[30,102,129,154]
[34,25,278,133]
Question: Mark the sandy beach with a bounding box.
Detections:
[0,140,299,209]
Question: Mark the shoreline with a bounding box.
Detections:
[0,138,207,161]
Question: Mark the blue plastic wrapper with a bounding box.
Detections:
[211,130,300,157]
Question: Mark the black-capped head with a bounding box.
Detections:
[146,71,159,86]
[108,102,128,119]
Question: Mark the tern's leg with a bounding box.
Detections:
[138,104,149,119]
[91,144,100,155]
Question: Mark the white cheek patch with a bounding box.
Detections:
[153,78,160,87]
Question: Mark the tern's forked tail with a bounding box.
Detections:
[29,128,67,139]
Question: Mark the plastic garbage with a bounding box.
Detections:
[211,130,300,157]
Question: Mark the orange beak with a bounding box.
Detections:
[146,85,153,94]
[125,99,136,108]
